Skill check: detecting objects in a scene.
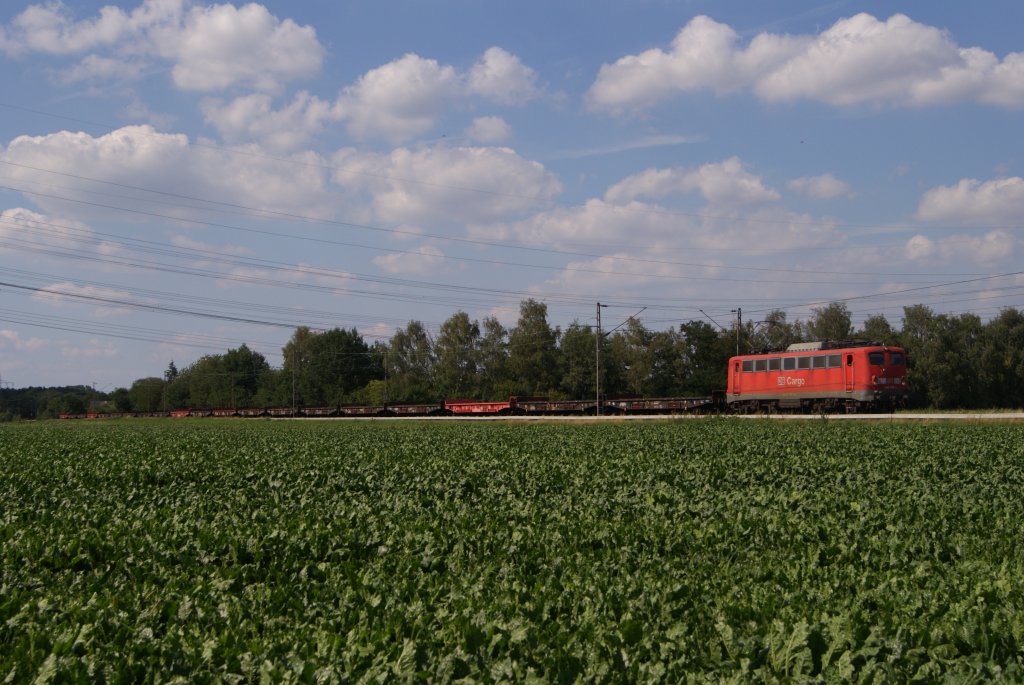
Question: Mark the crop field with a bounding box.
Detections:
[2,419,1023,682]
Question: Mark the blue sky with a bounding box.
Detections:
[1,0,1022,389]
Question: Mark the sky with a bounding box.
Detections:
[1,0,1023,390]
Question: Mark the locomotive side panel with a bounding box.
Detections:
[727,344,907,411]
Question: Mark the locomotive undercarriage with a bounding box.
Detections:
[729,395,903,415]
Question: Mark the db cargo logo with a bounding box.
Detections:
[778,376,806,387]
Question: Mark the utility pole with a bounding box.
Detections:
[596,302,607,416]
[595,304,647,415]
[731,307,742,356]
[382,349,389,408]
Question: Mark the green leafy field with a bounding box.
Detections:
[2,419,1023,682]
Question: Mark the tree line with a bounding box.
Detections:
[3,299,1023,419]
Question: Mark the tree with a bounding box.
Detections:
[164,360,179,382]
[976,308,1024,408]
[386,321,435,403]
[608,318,654,395]
[110,387,132,412]
[678,320,730,395]
[933,313,984,408]
[647,328,686,396]
[222,344,270,407]
[253,367,289,408]
[507,299,559,395]
[434,312,481,398]
[281,326,318,407]
[807,302,853,341]
[280,327,380,406]
[162,372,190,410]
[477,316,510,399]
[899,305,983,408]
[752,309,803,352]
[183,355,229,408]
[899,304,936,407]
[558,321,597,400]
[858,314,896,344]
[128,377,164,412]
[311,328,379,404]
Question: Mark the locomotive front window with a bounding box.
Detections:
[868,352,884,365]
[812,355,827,369]
[890,352,905,366]
[797,357,811,370]
[754,359,767,372]
[742,360,754,372]
[827,354,841,368]
[768,358,781,371]
[783,357,796,371]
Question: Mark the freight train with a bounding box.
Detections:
[60,341,907,419]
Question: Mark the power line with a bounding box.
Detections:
[4,213,938,319]
[3,222,1019,335]
[0,161,994,280]
[0,307,280,354]
[3,182,959,285]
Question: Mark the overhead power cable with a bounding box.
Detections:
[3,217,1017,332]
[0,307,281,354]
[0,162,989,279]
[0,265,430,331]
[0,186,951,287]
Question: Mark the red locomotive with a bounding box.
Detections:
[727,341,907,413]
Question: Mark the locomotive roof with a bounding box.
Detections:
[784,340,885,352]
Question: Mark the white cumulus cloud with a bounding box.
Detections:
[917,177,1024,225]
[587,13,1024,111]
[604,157,779,206]
[0,1,323,93]
[201,91,340,152]
[59,54,146,83]
[372,245,445,276]
[465,116,512,144]
[904,230,1016,265]
[0,207,93,253]
[2,125,335,218]
[787,173,854,199]
[466,46,540,105]
[171,3,323,92]
[334,53,460,143]
[331,145,561,226]
[332,48,540,143]
[0,329,50,352]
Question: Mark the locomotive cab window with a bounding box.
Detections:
[890,352,905,366]
[783,357,796,371]
[868,352,885,365]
